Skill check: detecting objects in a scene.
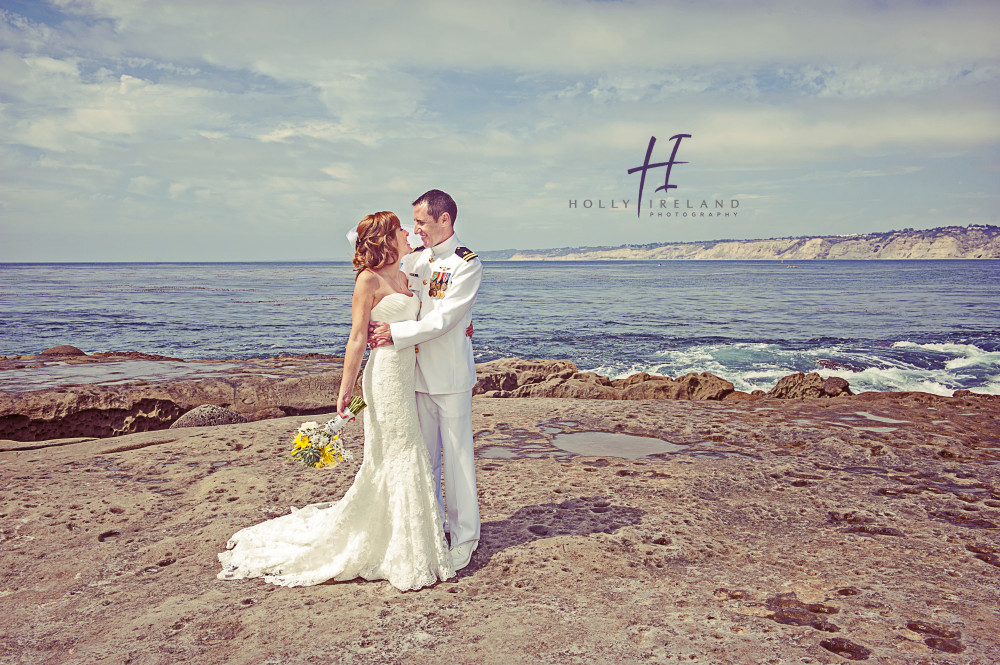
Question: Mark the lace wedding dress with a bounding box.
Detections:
[218,293,455,591]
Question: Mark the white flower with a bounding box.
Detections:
[289,417,356,469]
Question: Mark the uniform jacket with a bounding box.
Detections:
[389,234,482,394]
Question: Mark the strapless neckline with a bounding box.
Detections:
[373,292,413,310]
[371,291,419,324]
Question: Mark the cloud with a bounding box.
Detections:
[687,101,1000,164]
[46,0,1000,72]
[1,1,998,259]
[0,54,235,153]
[795,165,924,181]
[257,121,362,145]
[780,62,1000,98]
[126,174,159,196]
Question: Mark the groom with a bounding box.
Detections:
[369,189,483,571]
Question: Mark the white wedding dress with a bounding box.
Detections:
[218,293,455,591]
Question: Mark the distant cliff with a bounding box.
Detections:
[484,225,1000,261]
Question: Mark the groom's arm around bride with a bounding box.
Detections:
[386,242,482,394]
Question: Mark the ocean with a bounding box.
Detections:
[1,260,998,395]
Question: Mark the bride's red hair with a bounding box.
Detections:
[352,211,401,278]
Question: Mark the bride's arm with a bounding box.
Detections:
[337,271,377,415]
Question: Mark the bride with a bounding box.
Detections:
[217,211,455,591]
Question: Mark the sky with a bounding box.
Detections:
[1,0,998,261]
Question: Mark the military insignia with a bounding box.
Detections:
[429,270,451,298]
[455,246,478,262]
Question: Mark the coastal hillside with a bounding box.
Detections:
[483,224,1000,261]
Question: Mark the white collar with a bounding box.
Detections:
[429,234,460,258]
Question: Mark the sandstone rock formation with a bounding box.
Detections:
[502,224,1000,261]
[40,345,87,356]
[473,358,576,395]
[170,404,249,429]
[1,354,860,441]
[0,354,351,441]
[474,358,742,401]
[765,372,854,399]
[619,371,734,401]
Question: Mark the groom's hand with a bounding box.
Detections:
[367,321,393,348]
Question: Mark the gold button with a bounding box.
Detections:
[423,280,427,285]
[428,258,434,263]
[415,347,419,353]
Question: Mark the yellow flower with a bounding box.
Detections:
[318,446,337,469]
[288,421,352,469]
[293,433,311,451]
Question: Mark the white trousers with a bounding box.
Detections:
[416,391,480,548]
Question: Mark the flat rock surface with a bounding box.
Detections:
[1,393,998,664]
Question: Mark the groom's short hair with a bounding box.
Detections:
[413,189,458,225]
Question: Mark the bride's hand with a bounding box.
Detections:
[336,390,352,417]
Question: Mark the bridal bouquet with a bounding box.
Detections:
[289,396,367,469]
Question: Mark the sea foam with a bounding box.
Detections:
[587,340,999,395]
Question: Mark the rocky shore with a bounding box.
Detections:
[2,349,856,442]
[0,349,351,442]
[1,384,998,664]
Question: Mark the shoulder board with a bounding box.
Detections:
[455,246,478,262]
[411,246,425,252]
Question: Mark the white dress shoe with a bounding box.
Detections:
[450,540,478,571]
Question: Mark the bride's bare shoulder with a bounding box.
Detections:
[351,269,381,304]
[354,269,380,289]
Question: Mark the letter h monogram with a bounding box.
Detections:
[627,134,691,218]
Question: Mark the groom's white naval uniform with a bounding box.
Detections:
[390,234,482,553]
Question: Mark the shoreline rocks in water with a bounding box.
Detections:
[472,358,854,401]
[39,344,89,357]
[0,349,981,442]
